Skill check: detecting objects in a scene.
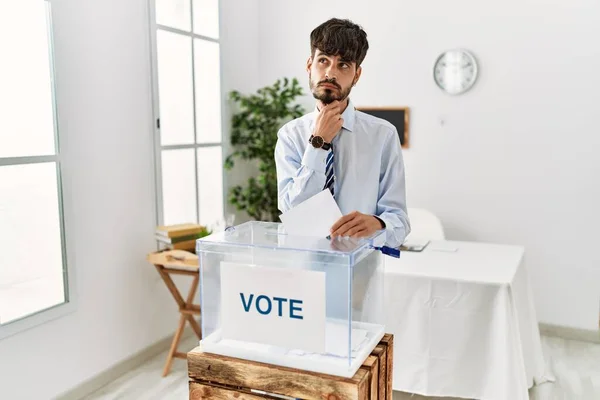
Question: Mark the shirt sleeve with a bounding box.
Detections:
[375,128,411,248]
[275,125,330,213]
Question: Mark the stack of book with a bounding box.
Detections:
[155,223,210,252]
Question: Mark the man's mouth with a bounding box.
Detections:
[320,83,339,89]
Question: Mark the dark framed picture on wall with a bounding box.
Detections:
[357,107,410,149]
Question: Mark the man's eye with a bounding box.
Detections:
[319,58,328,63]
[340,63,349,68]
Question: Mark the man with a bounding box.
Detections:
[274,18,410,248]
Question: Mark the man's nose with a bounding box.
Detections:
[325,66,337,80]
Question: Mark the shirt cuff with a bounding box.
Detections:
[373,215,386,229]
[375,214,401,248]
[301,146,330,174]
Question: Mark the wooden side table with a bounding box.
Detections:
[187,334,394,400]
[147,249,202,377]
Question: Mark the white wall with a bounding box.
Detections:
[0,0,261,397]
[256,0,600,331]
[0,0,180,398]
[220,0,261,225]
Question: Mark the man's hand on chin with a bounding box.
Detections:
[330,211,384,239]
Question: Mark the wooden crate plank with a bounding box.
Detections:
[190,381,279,399]
[188,348,370,400]
[380,334,394,400]
[359,355,379,400]
[371,345,387,400]
[357,371,369,400]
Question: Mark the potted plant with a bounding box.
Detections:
[225,78,306,222]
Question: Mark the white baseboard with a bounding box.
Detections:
[539,323,600,344]
[54,327,194,400]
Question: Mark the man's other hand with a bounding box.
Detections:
[330,211,384,239]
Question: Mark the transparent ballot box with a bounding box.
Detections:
[197,221,387,378]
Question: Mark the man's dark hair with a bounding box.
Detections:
[310,18,369,67]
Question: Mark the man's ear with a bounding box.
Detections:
[353,66,363,86]
[306,56,313,72]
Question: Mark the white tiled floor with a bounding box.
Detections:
[83,335,600,399]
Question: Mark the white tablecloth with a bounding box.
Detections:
[384,240,552,400]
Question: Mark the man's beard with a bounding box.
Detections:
[309,75,352,104]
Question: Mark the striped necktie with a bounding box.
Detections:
[324,148,335,196]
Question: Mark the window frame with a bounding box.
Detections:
[147,0,226,228]
[0,0,75,341]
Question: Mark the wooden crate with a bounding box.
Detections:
[187,333,394,400]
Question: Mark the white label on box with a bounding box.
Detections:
[220,261,326,353]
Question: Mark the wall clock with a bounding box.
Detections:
[433,49,478,95]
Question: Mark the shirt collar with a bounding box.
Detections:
[313,98,356,133]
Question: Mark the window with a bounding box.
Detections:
[150,0,224,229]
[0,0,70,337]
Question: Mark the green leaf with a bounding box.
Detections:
[223,77,306,221]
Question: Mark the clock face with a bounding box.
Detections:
[433,49,478,95]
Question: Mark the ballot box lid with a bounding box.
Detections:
[196,221,386,259]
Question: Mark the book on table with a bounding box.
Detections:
[156,223,206,238]
[155,223,209,251]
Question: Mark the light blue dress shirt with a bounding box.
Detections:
[274,99,411,248]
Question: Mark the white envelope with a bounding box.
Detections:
[279,189,343,237]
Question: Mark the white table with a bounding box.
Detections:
[383,240,552,400]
